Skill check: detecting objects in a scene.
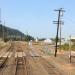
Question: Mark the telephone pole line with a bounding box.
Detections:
[0,8,1,24]
[60,21,62,52]
[0,8,3,38]
[53,8,65,57]
[3,20,5,41]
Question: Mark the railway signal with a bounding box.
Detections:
[53,8,65,57]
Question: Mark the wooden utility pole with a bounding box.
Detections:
[60,22,61,51]
[0,8,3,38]
[59,20,64,52]
[53,8,65,57]
[0,8,5,41]
[69,35,71,63]
[3,20,5,41]
[0,8,1,24]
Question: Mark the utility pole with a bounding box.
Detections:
[53,8,65,57]
[0,8,1,24]
[59,20,64,52]
[0,8,5,41]
[69,35,71,63]
[60,22,61,51]
[0,8,3,38]
[0,8,1,38]
[3,20,5,41]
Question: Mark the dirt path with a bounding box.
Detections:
[42,55,75,75]
[1,41,75,75]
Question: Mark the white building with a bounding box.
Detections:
[44,39,52,44]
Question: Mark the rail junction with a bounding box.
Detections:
[0,41,75,75]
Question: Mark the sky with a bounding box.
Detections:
[0,0,75,38]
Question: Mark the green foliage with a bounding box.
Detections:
[60,43,69,51]
[71,44,75,51]
[0,25,25,40]
[0,25,35,41]
[51,37,60,42]
[24,35,34,41]
[60,43,75,51]
[38,38,45,41]
[71,39,75,42]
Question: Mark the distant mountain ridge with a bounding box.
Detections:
[0,24,25,40]
[0,24,34,41]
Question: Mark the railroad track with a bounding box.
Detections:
[0,41,63,75]
[0,43,14,68]
[15,50,27,75]
[39,57,62,75]
[15,55,31,75]
[28,45,62,75]
[14,43,33,75]
[29,49,62,75]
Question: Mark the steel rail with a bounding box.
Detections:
[0,44,14,68]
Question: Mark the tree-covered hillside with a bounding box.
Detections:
[0,24,34,41]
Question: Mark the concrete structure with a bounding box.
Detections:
[44,39,52,44]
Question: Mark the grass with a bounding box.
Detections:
[60,44,69,51]
[59,43,75,51]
